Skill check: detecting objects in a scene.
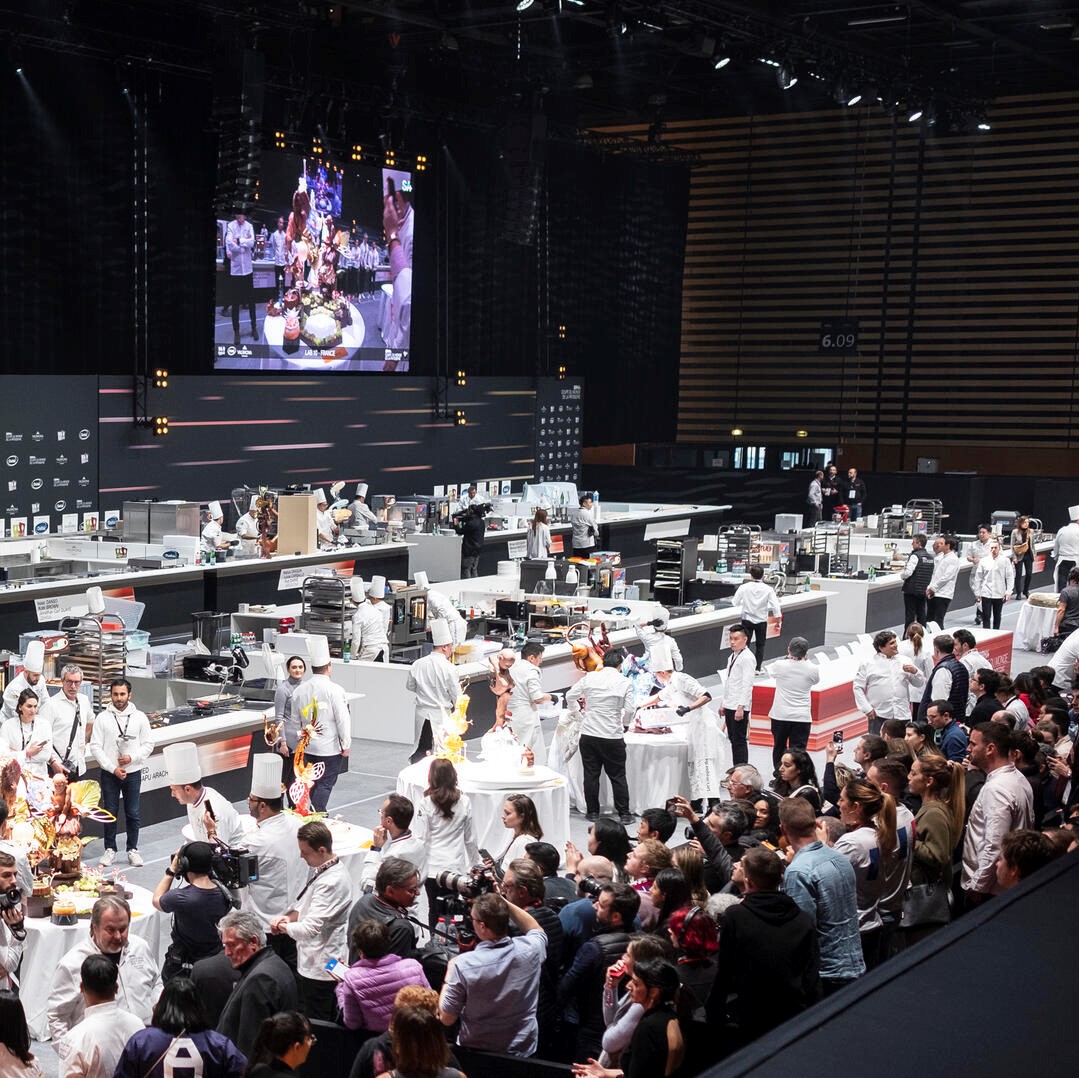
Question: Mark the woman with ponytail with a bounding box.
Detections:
[834,779,897,970]
[243,1012,314,1077]
[899,622,931,720]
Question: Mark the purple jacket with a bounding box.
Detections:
[335,953,430,1031]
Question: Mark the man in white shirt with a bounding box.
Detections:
[1052,505,1079,591]
[972,537,1014,629]
[721,625,756,766]
[270,820,354,1021]
[360,793,427,893]
[952,629,991,713]
[269,215,288,296]
[289,635,351,812]
[235,495,261,557]
[350,575,390,662]
[406,618,461,762]
[1,638,48,720]
[634,610,683,672]
[90,678,153,867]
[570,493,598,557]
[43,663,93,778]
[225,207,256,345]
[163,740,246,846]
[961,722,1034,904]
[201,500,229,557]
[806,470,823,526]
[853,630,924,735]
[48,895,161,1045]
[242,754,305,969]
[350,482,379,527]
[926,534,960,627]
[313,488,338,547]
[966,524,994,624]
[1049,625,1079,690]
[568,651,638,823]
[500,641,552,757]
[59,953,144,1077]
[415,570,468,648]
[731,565,782,671]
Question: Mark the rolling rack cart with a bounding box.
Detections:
[651,537,700,606]
[59,613,127,711]
[301,575,352,658]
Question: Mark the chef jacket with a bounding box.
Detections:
[186,784,247,847]
[406,650,460,744]
[853,652,923,722]
[720,647,755,711]
[1053,522,1079,561]
[731,580,782,624]
[351,498,379,527]
[570,506,597,551]
[426,589,467,645]
[634,623,683,672]
[0,714,54,780]
[927,551,960,599]
[42,689,93,773]
[290,673,351,756]
[351,601,390,662]
[2,671,49,720]
[89,703,153,775]
[569,666,637,740]
[242,810,306,929]
[235,512,260,555]
[284,858,354,980]
[506,660,548,753]
[225,218,254,276]
[371,597,393,635]
[201,519,223,554]
[973,554,1015,600]
[269,227,288,266]
[316,508,337,545]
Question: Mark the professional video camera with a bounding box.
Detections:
[211,849,259,890]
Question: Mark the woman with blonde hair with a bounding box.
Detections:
[898,622,931,719]
[834,778,897,970]
[670,845,709,908]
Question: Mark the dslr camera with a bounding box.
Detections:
[436,866,498,900]
[577,874,604,899]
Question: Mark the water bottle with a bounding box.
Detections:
[342,640,351,663]
[803,575,811,592]
[436,916,447,942]
[446,918,459,946]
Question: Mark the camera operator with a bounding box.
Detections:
[348,856,421,962]
[558,882,640,1063]
[0,851,25,991]
[500,858,564,1059]
[438,893,547,1057]
[0,801,32,898]
[669,795,735,893]
[454,502,488,579]
[153,841,233,983]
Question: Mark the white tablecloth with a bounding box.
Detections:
[396,759,570,864]
[547,728,690,816]
[23,883,165,1041]
[1015,601,1056,652]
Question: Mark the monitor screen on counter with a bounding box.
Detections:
[213,151,414,372]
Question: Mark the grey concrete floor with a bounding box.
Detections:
[26,585,1048,1076]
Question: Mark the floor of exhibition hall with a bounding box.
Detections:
[26,589,1048,1076]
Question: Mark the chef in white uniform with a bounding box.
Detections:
[242,753,306,960]
[455,483,482,514]
[164,741,246,846]
[405,619,460,763]
[500,641,552,758]
[367,575,393,637]
[0,685,53,781]
[1053,505,1079,590]
[350,576,390,662]
[201,500,228,555]
[314,488,338,547]
[350,482,379,528]
[43,662,94,778]
[414,570,467,647]
[634,609,683,674]
[2,639,49,720]
[235,495,261,556]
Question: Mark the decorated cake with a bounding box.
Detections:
[301,309,342,349]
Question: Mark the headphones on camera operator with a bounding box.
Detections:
[172,841,241,910]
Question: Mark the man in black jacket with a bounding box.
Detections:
[455,502,487,578]
[347,856,420,961]
[707,847,820,1056]
[669,795,735,889]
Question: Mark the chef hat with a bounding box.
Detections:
[350,576,367,602]
[23,639,45,674]
[356,483,369,498]
[251,752,284,800]
[330,481,345,500]
[413,570,430,589]
[249,495,260,511]
[652,606,669,628]
[86,585,106,615]
[1069,505,1079,521]
[308,634,331,667]
[367,575,386,598]
[208,501,223,519]
[651,640,674,673]
[313,488,327,505]
[164,742,202,785]
[430,619,454,647]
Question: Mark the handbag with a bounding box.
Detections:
[1040,633,1065,654]
[900,880,951,928]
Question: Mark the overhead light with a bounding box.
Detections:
[908,107,923,122]
[153,368,169,389]
[15,66,23,75]
[777,63,797,90]
[795,429,809,438]
[152,416,169,437]
[456,369,467,387]
[848,13,908,27]
[730,427,744,437]
[454,409,467,426]
[565,0,585,5]
[713,54,730,70]
[977,119,991,131]
[557,364,567,380]
[575,72,594,89]
[516,0,535,11]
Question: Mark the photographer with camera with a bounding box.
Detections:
[668,795,735,894]
[153,840,233,983]
[438,892,547,1057]
[164,742,245,847]
[0,802,32,898]
[0,851,25,991]
[349,857,422,962]
[454,501,488,578]
[559,857,616,968]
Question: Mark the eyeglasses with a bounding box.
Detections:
[305,1034,318,1045]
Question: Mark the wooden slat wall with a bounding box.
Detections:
[601,93,1079,467]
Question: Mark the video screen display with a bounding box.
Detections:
[214,152,413,371]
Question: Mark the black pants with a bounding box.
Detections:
[411,719,433,764]
[306,753,344,813]
[725,708,749,766]
[1057,559,1076,592]
[579,734,629,817]
[461,554,480,578]
[770,719,809,773]
[903,592,927,630]
[299,975,339,1022]
[742,620,767,671]
[1014,552,1033,598]
[268,932,298,971]
[981,596,1004,630]
[806,505,821,526]
[228,273,256,338]
[926,596,951,628]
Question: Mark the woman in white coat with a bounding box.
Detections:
[898,622,933,720]
[411,758,480,931]
[639,641,729,811]
[767,636,821,775]
[0,689,53,782]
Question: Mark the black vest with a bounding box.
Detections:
[575,929,632,1032]
[903,548,935,595]
[918,655,969,722]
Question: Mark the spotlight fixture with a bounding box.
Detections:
[15,66,22,75]
[730,427,744,437]
[351,144,363,161]
[713,53,730,70]
[777,63,797,90]
[574,72,594,89]
[152,416,169,437]
[557,324,566,340]
[977,115,991,131]
[454,409,467,427]
[456,368,467,387]
[275,130,286,149]
[795,429,808,438]
[846,92,863,106]
[153,367,168,389]
[385,149,396,166]
[558,364,567,380]
[908,107,923,123]
[516,0,535,10]
[415,154,427,172]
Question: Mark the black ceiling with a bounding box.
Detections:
[6,1,1079,138]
